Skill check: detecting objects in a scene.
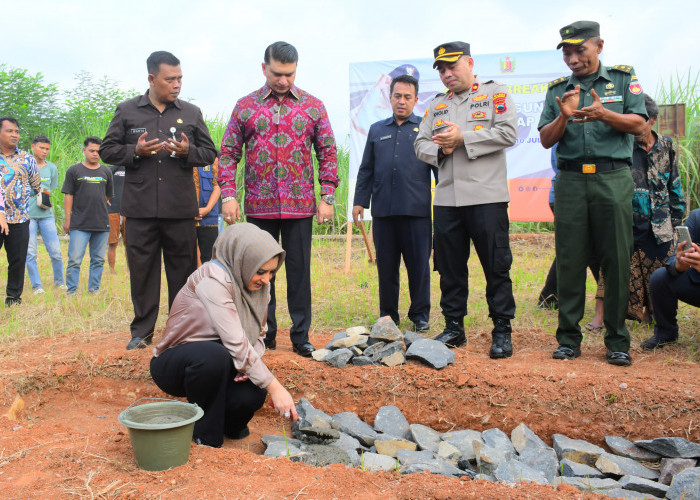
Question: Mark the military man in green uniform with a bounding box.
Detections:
[538,21,647,366]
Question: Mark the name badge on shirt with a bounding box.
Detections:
[379,135,392,141]
[129,128,147,135]
[599,95,623,104]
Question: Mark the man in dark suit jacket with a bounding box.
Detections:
[100,51,217,350]
[352,74,436,332]
[644,208,700,349]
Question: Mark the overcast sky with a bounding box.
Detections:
[4,0,697,144]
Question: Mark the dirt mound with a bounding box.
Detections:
[1,327,697,498]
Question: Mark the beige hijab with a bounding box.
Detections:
[211,223,285,345]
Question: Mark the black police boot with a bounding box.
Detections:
[489,318,513,359]
[433,317,466,348]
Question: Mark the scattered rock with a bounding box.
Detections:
[330,334,368,349]
[518,446,559,483]
[311,349,332,361]
[666,467,700,500]
[264,440,304,458]
[351,356,373,366]
[331,412,378,447]
[381,351,405,367]
[493,459,549,485]
[473,441,508,476]
[260,434,303,448]
[482,428,516,460]
[374,437,417,457]
[297,426,340,444]
[396,449,435,465]
[360,451,398,472]
[604,487,660,499]
[376,341,405,359]
[373,405,410,439]
[303,444,353,466]
[559,457,605,478]
[605,435,662,462]
[346,326,370,336]
[403,331,424,348]
[400,459,467,478]
[437,440,462,463]
[659,458,698,485]
[409,423,441,452]
[595,452,660,481]
[552,433,606,467]
[552,476,621,492]
[441,429,483,461]
[325,348,354,368]
[405,338,456,369]
[618,474,670,498]
[294,398,333,429]
[635,437,700,459]
[329,432,362,466]
[511,423,549,454]
[363,342,387,362]
[370,316,404,342]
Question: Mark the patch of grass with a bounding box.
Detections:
[2,235,698,361]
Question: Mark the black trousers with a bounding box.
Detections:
[196,225,219,264]
[248,216,312,345]
[433,203,515,320]
[150,341,267,448]
[372,216,431,324]
[1,221,30,299]
[649,267,700,340]
[124,218,197,339]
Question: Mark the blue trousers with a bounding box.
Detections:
[66,230,108,293]
[649,267,700,340]
[26,217,64,289]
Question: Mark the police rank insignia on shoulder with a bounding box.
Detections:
[447,92,454,100]
[548,76,567,88]
[471,82,479,93]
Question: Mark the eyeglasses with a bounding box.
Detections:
[272,104,282,125]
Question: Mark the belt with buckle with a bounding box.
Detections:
[558,161,630,173]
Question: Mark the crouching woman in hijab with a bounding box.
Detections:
[150,223,298,447]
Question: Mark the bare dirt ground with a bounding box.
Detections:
[1,321,698,499]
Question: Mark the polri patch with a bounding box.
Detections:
[129,128,146,135]
[472,94,488,102]
[472,111,486,119]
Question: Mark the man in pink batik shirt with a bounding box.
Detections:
[218,41,339,358]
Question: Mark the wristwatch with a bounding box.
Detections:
[320,194,335,205]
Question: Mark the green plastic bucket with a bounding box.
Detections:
[118,399,204,471]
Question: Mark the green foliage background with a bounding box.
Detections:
[1,63,697,232]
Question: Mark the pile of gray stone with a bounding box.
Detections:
[310,316,455,370]
[262,399,700,499]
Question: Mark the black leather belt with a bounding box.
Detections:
[558,160,630,174]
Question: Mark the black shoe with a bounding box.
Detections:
[5,296,22,307]
[292,342,316,357]
[413,320,430,333]
[606,351,632,366]
[126,335,153,350]
[225,426,250,440]
[641,335,677,351]
[264,337,277,350]
[434,318,466,348]
[489,318,513,359]
[552,345,581,360]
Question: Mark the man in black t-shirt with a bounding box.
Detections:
[61,137,114,295]
[107,165,126,274]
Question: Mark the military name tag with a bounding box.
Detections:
[379,135,392,141]
[129,128,147,134]
[599,95,623,104]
